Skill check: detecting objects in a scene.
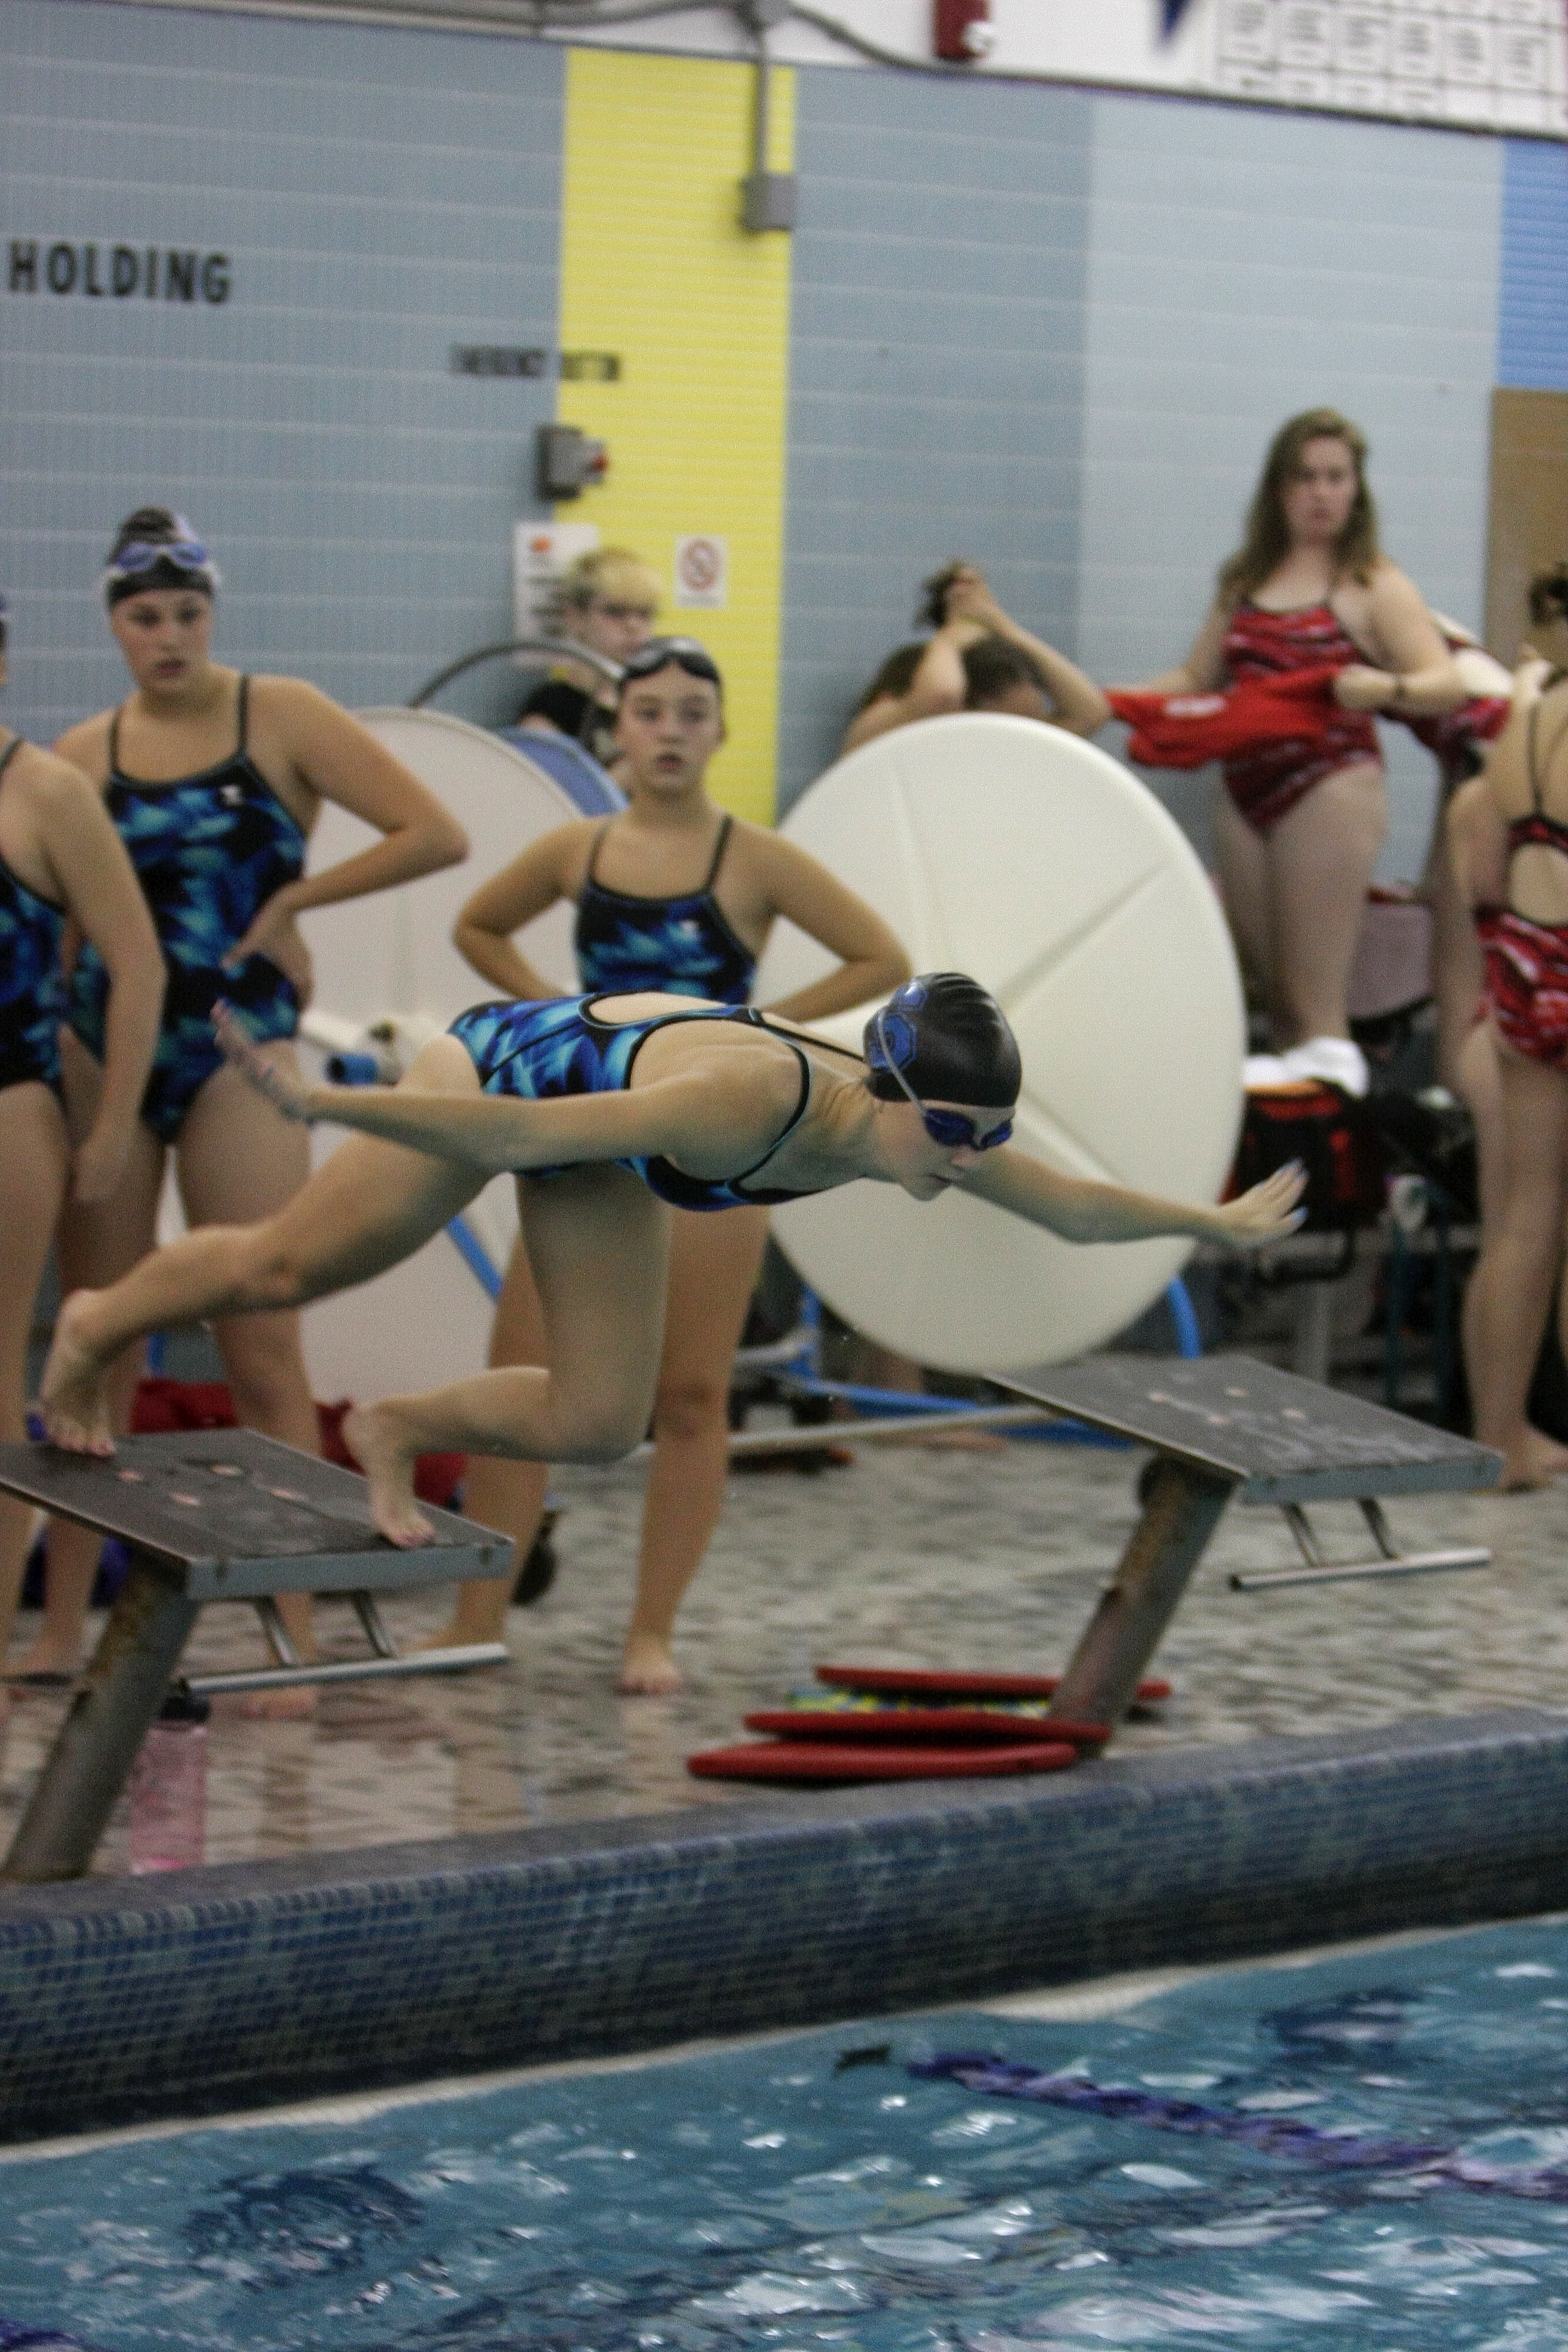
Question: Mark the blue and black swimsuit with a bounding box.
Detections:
[448,994,858,1212]
[70,676,307,1142]
[0,736,67,1097]
[573,814,757,1006]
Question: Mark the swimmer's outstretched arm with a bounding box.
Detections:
[959,1147,1304,1251]
[214,1004,792,1178]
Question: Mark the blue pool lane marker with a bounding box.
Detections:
[910,2054,1568,2202]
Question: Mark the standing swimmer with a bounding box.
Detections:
[0,592,163,1691]
[439,637,910,1691]
[1123,409,1463,1096]
[1454,569,1568,1488]
[19,510,468,1702]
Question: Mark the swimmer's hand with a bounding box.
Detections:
[1333,665,1397,714]
[214,1002,319,1124]
[224,893,315,1008]
[1207,1162,1308,1249]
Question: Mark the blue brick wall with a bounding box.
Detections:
[1498,137,1568,392]
[1077,91,1503,878]
[0,1,563,745]
[777,70,1093,812]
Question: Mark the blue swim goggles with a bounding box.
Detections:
[103,535,220,600]
[872,1009,1014,1152]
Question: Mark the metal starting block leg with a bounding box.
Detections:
[3,1550,200,1885]
[1045,1455,1233,1730]
[1229,1497,1491,1593]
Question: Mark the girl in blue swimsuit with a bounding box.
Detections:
[26,511,467,1698]
[0,592,162,1686]
[446,638,910,1691]
[40,975,1305,1550]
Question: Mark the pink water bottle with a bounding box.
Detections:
[128,1688,210,1872]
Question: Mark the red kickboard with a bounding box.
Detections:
[688,1738,1080,1783]
[745,1708,1108,1748]
[815,1664,1171,1704]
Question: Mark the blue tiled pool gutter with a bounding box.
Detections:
[2,1707,1566,2143]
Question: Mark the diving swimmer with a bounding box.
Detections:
[41,975,1307,1547]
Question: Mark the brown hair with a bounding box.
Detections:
[962,635,1046,707]
[1217,408,1381,609]
[855,641,926,712]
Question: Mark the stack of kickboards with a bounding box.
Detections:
[687,1664,1169,1783]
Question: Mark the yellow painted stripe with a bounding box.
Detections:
[557,45,794,824]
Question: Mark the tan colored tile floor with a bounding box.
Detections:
[2,1428,1566,1873]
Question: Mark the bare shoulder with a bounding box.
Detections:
[12,739,106,816]
[51,708,115,782]
[247,672,339,730]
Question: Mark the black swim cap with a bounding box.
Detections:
[864,974,1021,1110]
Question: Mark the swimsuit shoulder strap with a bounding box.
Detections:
[584,818,615,888]
[729,1021,814,1191]
[0,733,24,784]
[236,673,251,754]
[107,702,126,777]
[702,812,734,892]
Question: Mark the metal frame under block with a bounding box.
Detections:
[1005,1354,1501,1731]
[0,1431,512,1884]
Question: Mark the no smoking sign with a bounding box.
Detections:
[673,534,728,609]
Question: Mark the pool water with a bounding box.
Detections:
[7,1918,1568,2350]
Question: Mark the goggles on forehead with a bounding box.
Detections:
[616,636,722,693]
[872,1010,1013,1152]
[103,538,220,598]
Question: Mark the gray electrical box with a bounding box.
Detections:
[741,171,798,234]
[535,422,608,501]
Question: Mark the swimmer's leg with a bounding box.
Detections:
[343,1165,669,1545]
[42,1037,489,1455]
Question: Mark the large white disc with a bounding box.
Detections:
[757,714,1244,1375]
[305,710,619,1029]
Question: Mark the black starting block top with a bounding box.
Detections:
[0,1431,511,1599]
[1009,1354,1501,1505]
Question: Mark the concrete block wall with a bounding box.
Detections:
[0,0,563,743]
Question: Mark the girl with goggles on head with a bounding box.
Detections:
[0,592,163,1698]
[39,972,1304,1558]
[445,635,910,1694]
[24,506,468,1710]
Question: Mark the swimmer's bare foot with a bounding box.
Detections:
[39,1293,116,1456]
[1497,1425,1568,1490]
[342,1403,434,1547]
[618,1631,683,1696]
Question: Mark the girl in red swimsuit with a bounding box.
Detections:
[1455,567,1568,1488]
[1119,408,1463,1096]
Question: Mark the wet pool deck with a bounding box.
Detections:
[2,1426,1564,1873]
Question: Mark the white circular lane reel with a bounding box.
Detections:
[756,714,1244,1376]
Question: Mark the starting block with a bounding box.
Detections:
[1005,1354,1501,1734]
[0,1430,512,1883]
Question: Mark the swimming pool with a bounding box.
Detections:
[4,1918,1568,2350]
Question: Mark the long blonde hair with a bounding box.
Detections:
[1217,408,1381,609]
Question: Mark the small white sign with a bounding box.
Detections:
[673,533,728,610]
[512,518,601,644]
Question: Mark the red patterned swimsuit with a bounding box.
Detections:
[1220,600,1380,833]
[1481,684,1568,1067]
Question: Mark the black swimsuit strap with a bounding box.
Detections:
[584,819,614,889]
[701,812,733,893]
[107,704,123,776]
[0,734,24,784]
[237,672,250,753]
